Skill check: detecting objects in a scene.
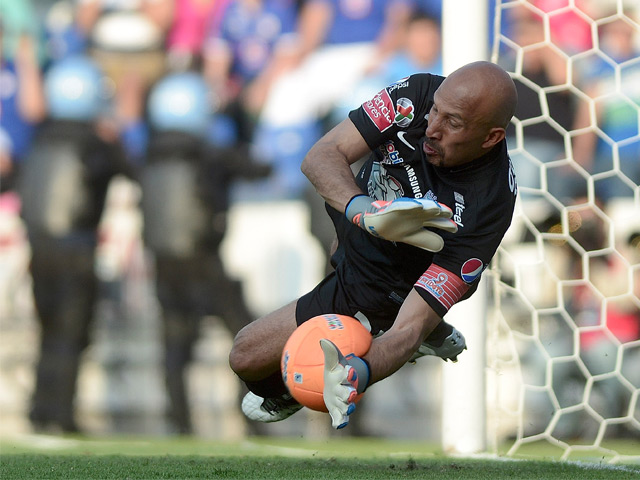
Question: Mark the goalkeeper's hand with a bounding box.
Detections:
[345,195,458,252]
[320,339,370,429]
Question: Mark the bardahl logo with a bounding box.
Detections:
[323,313,344,330]
[362,89,395,132]
[453,192,465,227]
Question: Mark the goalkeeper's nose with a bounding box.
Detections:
[425,115,443,140]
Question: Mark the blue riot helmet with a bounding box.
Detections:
[44,55,108,121]
[147,72,214,138]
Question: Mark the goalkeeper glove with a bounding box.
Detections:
[345,195,458,252]
[320,338,370,429]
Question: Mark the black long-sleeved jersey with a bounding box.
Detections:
[326,73,517,320]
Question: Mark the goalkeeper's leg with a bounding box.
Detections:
[229,300,304,423]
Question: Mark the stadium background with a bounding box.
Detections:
[0,0,638,462]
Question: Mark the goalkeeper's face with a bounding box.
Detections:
[424,63,513,168]
[423,87,493,168]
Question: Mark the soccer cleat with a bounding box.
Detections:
[241,391,303,423]
[409,326,467,363]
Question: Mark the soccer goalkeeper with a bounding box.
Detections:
[229,61,518,429]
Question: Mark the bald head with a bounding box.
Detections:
[424,61,519,167]
[443,61,518,129]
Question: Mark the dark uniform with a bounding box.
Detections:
[20,120,130,432]
[141,130,268,434]
[296,73,518,333]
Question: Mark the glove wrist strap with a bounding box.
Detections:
[345,354,370,393]
[345,194,372,225]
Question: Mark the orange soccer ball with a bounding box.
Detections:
[281,314,372,412]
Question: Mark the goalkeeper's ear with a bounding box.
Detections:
[482,127,506,149]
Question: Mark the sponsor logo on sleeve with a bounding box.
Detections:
[415,264,469,312]
[394,98,414,127]
[362,88,395,132]
[461,258,485,284]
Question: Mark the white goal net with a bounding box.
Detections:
[488,0,640,463]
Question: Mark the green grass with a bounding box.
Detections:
[1,435,638,479]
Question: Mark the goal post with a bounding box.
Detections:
[440,0,491,455]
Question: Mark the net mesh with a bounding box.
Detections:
[489,0,640,463]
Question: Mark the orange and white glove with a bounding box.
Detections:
[345,195,458,252]
[320,339,369,429]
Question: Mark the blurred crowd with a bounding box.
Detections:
[0,0,444,436]
[496,0,640,439]
[0,0,638,439]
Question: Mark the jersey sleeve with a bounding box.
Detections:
[414,227,500,318]
[348,73,444,150]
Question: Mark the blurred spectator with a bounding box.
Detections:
[554,211,640,438]
[330,8,443,127]
[42,0,90,62]
[141,71,269,433]
[165,0,227,71]
[0,4,47,350]
[571,16,640,205]
[18,55,133,433]
[75,0,175,162]
[500,9,577,202]
[0,129,13,187]
[381,10,442,80]
[530,0,594,54]
[0,1,47,192]
[412,0,441,19]
[0,0,46,64]
[201,0,299,144]
[248,0,415,200]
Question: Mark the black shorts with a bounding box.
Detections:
[294,270,405,335]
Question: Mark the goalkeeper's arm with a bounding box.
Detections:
[300,118,375,213]
[322,289,444,428]
[300,118,457,251]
